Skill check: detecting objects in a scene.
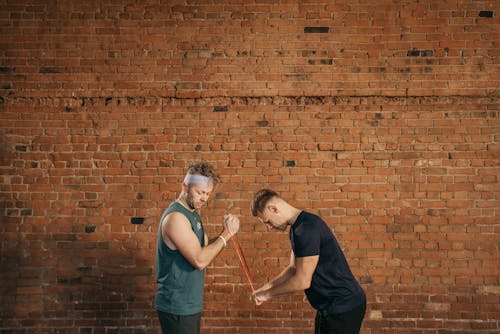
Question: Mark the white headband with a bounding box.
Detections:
[184,173,213,186]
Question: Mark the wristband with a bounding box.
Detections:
[218,235,227,247]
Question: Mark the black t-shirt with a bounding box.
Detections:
[290,211,365,314]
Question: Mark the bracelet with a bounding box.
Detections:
[218,235,227,247]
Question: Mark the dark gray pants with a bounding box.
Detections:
[315,301,366,334]
[157,310,201,334]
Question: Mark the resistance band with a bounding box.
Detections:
[226,225,255,292]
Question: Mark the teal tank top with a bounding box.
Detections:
[155,201,205,315]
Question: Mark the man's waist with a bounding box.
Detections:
[317,291,366,316]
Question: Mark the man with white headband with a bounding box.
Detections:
[155,161,240,334]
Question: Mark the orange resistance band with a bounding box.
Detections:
[226,227,255,293]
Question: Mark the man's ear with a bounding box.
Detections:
[267,204,279,214]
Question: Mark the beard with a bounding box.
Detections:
[275,223,288,231]
[184,192,197,210]
[183,191,206,211]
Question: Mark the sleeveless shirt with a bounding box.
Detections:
[155,201,205,315]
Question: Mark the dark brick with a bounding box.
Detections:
[131,217,144,224]
[407,49,421,57]
[20,209,32,216]
[85,226,97,233]
[421,50,434,57]
[213,106,228,112]
[479,10,493,17]
[302,50,317,57]
[57,276,82,284]
[39,67,62,74]
[304,26,329,33]
[0,66,14,73]
[407,49,434,57]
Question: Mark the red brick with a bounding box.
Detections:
[1,1,499,333]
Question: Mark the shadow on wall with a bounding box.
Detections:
[0,97,161,332]
[0,208,23,328]
[0,211,158,332]
[59,217,158,332]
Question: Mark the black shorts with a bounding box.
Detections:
[157,310,201,334]
[315,301,366,334]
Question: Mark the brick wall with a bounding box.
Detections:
[0,1,498,333]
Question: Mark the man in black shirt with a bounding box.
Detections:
[251,189,366,334]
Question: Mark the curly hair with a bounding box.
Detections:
[186,161,221,186]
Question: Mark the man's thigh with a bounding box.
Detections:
[315,301,366,334]
[157,310,201,334]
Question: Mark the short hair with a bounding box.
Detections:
[186,161,220,186]
[251,189,279,217]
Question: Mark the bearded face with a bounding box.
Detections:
[183,183,213,211]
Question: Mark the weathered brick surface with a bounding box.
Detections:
[1,1,498,97]
[1,1,499,333]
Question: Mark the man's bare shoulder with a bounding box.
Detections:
[163,211,190,230]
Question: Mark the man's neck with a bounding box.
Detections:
[287,207,302,226]
[176,194,195,212]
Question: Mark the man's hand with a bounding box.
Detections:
[253,288,271,306]
[223,214,240,237]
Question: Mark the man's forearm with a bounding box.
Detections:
[268,266,296,289]
[266,271,310,298]
[193,232,229,270]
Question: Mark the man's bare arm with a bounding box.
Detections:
[255,252,296,292]
[253,254,318,305]
[162,212,239,270]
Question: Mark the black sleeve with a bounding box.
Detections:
[292,220,321,258]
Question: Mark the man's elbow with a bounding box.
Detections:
[301,281,311,290]
[191,257,210,271]
[192,261,207,271]
[297,277,312,290]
